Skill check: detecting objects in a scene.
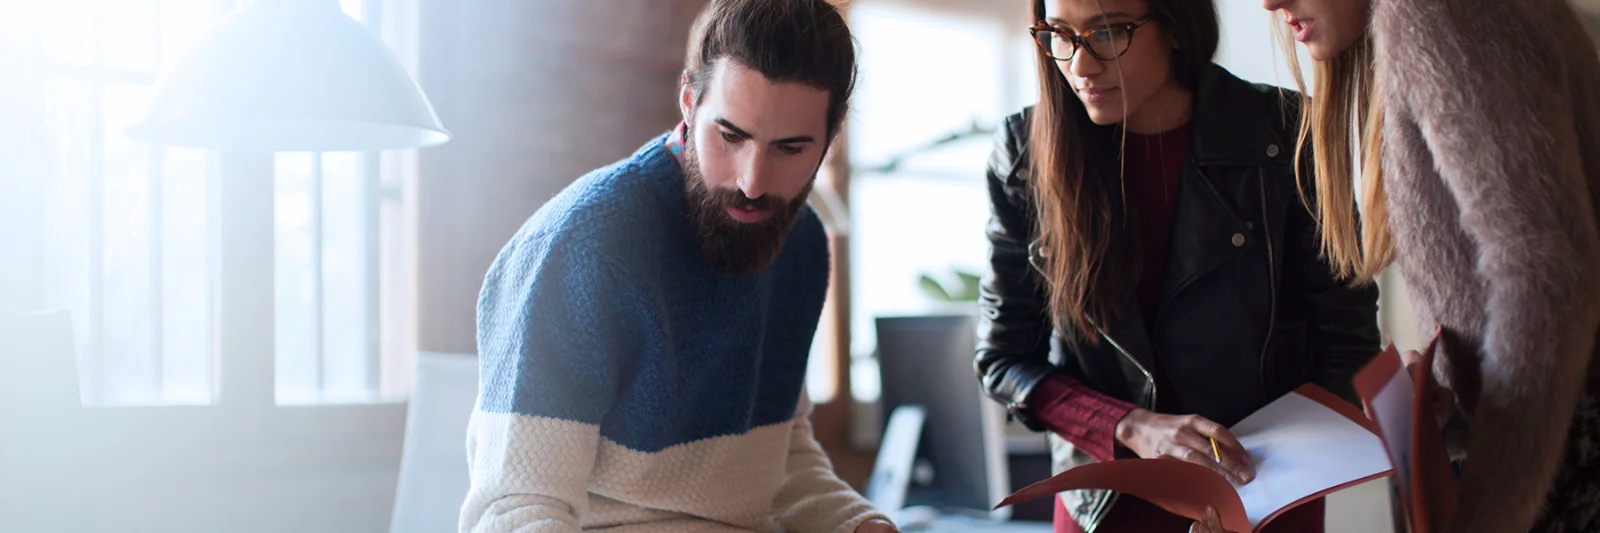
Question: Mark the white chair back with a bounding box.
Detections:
[390,351,480,533]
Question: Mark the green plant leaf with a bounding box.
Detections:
[918,273,954,302]
[955,270,982,300]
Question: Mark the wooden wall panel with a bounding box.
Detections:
[416,0,709,353]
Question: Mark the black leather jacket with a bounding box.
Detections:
[974,65,1381,529]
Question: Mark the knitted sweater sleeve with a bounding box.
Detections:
[769,392,887,533]
[1030,374,1136,462]
[461,232,642,533]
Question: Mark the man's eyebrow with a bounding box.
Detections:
[716,118,815,145]
[714,118,753,138]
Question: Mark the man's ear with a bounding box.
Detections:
[678,70,694,124]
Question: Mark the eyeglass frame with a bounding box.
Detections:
[1028,16,1155,62]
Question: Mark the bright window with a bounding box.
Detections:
[4,0,420,406]
[273,0,420,405]
[9,0,225,406]
[839,2,1037,403]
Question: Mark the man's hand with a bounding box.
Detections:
[1115,408,1254,485]
[854,518,899,533]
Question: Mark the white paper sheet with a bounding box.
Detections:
[1369,367,1416,500]
[1228,392,1393,528]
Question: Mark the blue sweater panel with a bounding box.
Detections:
[474,134,832,453]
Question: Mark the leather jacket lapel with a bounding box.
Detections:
[1154,165,1252,324]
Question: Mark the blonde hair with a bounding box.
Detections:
[1276,25,1393,283]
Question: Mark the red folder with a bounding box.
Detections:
[994,330,1456,533]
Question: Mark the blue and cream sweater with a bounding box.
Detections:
[463,135,881,533]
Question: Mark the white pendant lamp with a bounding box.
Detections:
[125,0,450,151]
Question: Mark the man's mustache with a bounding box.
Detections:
[716,188,784,211]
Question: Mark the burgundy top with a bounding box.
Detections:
[1126,124,1190,316]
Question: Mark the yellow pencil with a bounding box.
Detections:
[1209,437,1221,463]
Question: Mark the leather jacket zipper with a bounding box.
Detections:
[1257,169,1277,392]
[1090,321,1157,410]
[1034,240,1158,409]
[1086,321,1148,533]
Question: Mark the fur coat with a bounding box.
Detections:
[1372,0,1600,531]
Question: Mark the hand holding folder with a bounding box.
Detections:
[1353,328,1456,533]
[1115,407,1255,485]
[995,329,1456,533]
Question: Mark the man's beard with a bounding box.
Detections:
[681,141,815,276]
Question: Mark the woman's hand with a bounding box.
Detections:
[1402,349,1456,429]
[854,518,898,533]
[1115,408,1254,485]
[1189,506,1231,533]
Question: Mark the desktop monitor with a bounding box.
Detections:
[871,313,1012,520]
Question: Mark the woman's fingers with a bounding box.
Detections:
[1163,445,1245,485]
[1405,349,1456,428]
[1188,416,1250,463]
[1189,505,1227,533]
[1400,349,1425,369]
[1173,430,1227,464]
[1181,418,1254,482]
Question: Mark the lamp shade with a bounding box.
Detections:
[125,0,450,151]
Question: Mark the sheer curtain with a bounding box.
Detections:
[1,2,60,313]
[0,0,421,407]
[1,1,221,406]
[1,20,49,314]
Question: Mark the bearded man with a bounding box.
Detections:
[461,1,894,532]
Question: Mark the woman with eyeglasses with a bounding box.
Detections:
[1252,0,1600,532]
[973,1,1382,531]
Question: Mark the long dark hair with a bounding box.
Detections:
[1027,0,1218,340]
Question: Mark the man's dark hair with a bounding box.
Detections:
[684,0,857,136]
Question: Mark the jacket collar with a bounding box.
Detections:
[1188,64,1299,166]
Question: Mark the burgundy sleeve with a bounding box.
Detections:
[1028,374,1136,463]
